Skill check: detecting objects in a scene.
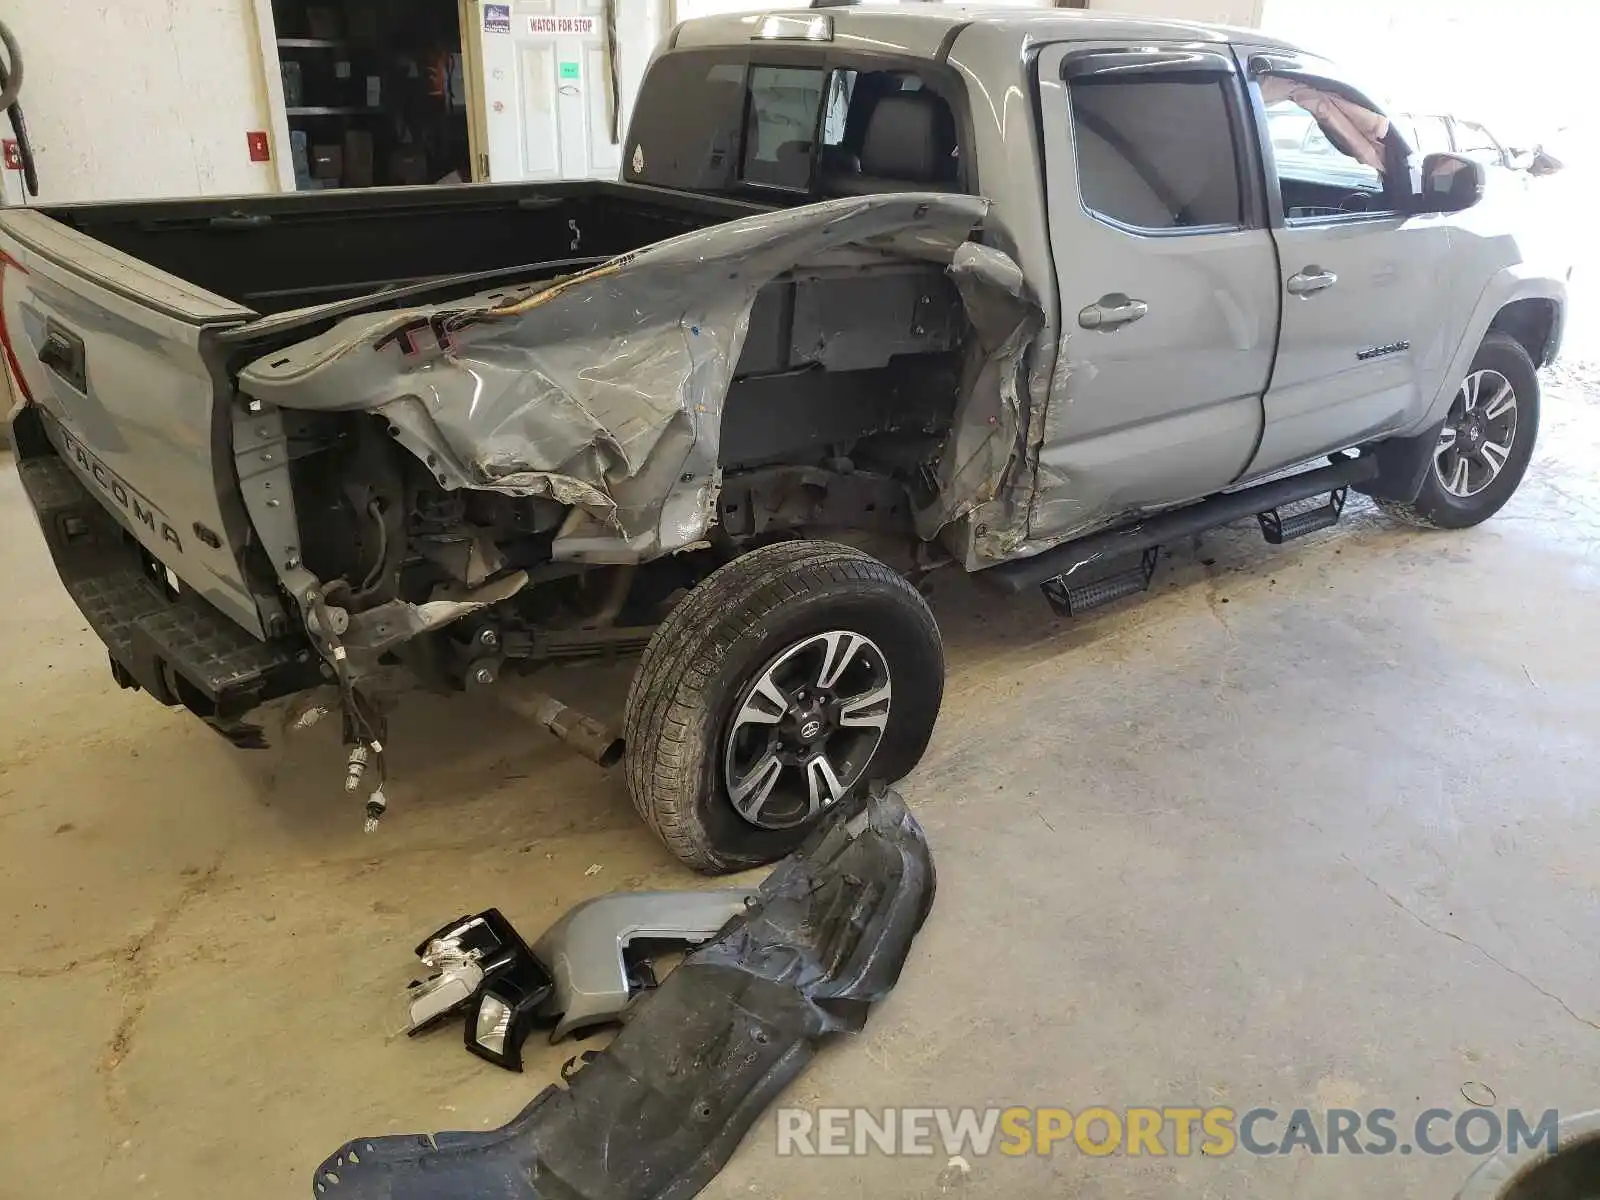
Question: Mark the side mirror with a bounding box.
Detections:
[1415,152,1485,214]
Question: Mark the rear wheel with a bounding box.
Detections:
[1377,332,1540,529]
[623,540,943,873]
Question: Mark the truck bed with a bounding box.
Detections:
[1,183,980,734]
[26,180,769,316]
[0,180,772,665]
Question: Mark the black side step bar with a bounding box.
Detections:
[981,455,1379,596]
[1041,546,1159,617]
[1258,487,1349,544]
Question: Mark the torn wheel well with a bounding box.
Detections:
[719,264,967,475]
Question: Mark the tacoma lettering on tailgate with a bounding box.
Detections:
[57,427,184,553]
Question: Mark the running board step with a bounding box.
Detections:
[1257,487,1348,545]
[1041,547,1159,617]
[981,455,1379,596]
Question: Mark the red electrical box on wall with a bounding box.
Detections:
[2,140,19,171]
[246,131,271,163]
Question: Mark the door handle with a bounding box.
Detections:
[1287,267,1338,296]
[1078,294,1149,330]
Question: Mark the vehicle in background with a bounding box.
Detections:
[1270,104,1565,203]
[1396,113,1565,178]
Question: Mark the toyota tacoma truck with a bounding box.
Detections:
[1,7,1566,871]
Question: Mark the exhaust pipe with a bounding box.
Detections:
[511,690,625,769]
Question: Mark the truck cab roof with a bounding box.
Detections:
[670,4,1310,60]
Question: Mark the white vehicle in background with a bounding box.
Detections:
[1269,104,1565,201]
[1396,113,1565,180]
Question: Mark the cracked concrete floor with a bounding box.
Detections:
[3,376,1599,1200]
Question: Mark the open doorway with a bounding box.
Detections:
[271,0,472,189]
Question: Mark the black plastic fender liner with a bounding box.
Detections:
[1352,419,1451,503]
[312,787,936,1199]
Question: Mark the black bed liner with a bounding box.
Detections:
[36,181,770,316]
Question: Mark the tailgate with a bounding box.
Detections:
[0,209,267,637]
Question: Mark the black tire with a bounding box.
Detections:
[623,540,943,873]
[1376,331,1540,529]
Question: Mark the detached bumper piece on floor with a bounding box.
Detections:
[313,787,935,1200]
[532,886,756,1044]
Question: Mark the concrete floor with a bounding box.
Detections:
[3,376,1598,1200]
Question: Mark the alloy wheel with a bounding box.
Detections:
[721,630,892,830]
[1434,368,1518,499]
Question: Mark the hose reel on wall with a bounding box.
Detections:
[0,19,36,197]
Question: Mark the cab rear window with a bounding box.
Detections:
[743,65,829,191]
[624,50,963,200]
[623,52,751,193]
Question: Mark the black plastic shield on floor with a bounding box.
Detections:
[311,786,935,1199]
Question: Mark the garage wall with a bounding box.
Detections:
[0,0,280,206]
[669,1,1264,30]
[0,0,1269,208]
[1087,0,1264,27]
[1260,0,1586,129]
[616,0,667,137]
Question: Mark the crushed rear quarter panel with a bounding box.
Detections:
[238,193,1041,568]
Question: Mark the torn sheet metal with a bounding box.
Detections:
[312,785,934,1199]
[239,193,1039,565]
[919,241,1045,563]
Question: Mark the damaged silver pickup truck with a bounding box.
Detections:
[2,8,1566,871]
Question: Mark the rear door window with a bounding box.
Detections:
[1067,76,1245,231]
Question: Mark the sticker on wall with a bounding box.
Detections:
[631,144,644,175]
[483,3,510,33]
[559,61,580,81]
[528,15,597,35]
